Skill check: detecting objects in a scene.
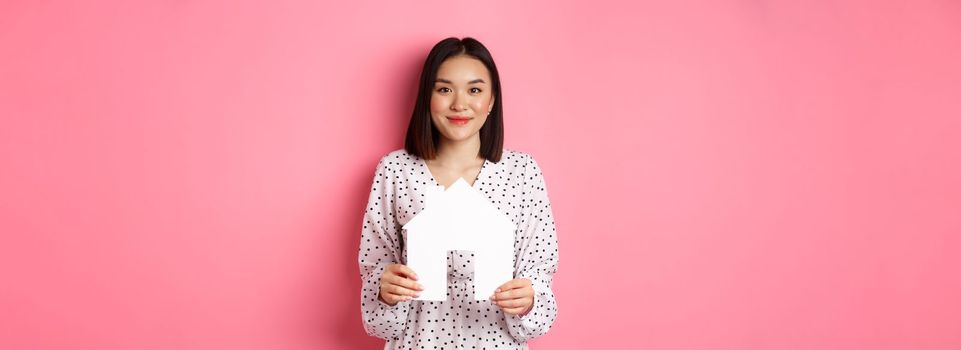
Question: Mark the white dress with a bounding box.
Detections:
[358,148,559,349]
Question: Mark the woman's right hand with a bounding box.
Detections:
[378,264,424,306]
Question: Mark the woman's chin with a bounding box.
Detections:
[439,130,479,143]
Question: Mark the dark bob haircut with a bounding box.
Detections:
[404,37,504,163]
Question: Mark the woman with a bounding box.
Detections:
[358,37,559,349]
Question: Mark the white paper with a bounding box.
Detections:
[403,177,516,301]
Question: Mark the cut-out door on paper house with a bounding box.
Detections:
[403,177,516,301]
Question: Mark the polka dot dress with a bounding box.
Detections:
[358,148,559,349]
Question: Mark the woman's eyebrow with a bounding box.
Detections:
[434,78,487,84]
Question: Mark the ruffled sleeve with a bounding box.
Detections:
[505,153,560,342]
[358,156,412,340]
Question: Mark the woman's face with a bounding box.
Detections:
[430,55,495,144]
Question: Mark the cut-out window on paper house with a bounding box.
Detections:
[403,178,516,301]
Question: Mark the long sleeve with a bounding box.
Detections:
[358,156,411,340]
[505,154,560,342]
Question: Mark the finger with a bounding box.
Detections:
[494,297,529,308]
[496,278,531,291]
[492,288,516,301]
[493,287,533,301]
[389,284,421,298]
[491,280,522,300]
[385,289,416,300]
[385,292,411,302]
[390,264,419,281]
[388,275,424,291]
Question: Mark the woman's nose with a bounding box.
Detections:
[450,92,468,111]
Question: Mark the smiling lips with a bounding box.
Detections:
[447,116,471,125]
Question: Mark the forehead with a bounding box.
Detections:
[435,56,491,82]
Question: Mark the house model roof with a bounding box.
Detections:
[404,178,514,230]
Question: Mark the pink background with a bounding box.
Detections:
[2,1,960,349]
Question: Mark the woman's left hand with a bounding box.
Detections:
[490,278,534,316]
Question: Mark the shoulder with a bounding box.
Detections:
[375,149,419,171]
[500,148,543,171]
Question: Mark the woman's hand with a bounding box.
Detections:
[378,264,424,306]
[490,278,534,316]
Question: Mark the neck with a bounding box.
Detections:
[435,135,482,166]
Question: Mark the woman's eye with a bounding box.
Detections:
[470,88,482,93]
[437,87,451,93]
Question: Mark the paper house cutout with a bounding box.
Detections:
[403,177,516,301]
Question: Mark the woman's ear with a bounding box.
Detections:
[488,96,495,113]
